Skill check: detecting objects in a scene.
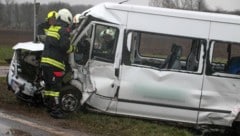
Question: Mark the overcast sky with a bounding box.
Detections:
[13,0,240,11]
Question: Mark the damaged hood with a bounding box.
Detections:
[13,42,44,51]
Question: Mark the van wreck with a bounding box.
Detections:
[6,2,240,131]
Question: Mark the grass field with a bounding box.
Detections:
[0,46,13,65]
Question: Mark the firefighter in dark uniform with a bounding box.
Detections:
[37,10,58,42]
[40,8,73,119]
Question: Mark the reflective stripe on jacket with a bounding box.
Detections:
[41,20,71,71]
[41,57,65,70]
[44,90,60,97]
[47,26,61,40]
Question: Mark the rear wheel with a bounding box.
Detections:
[224,121,240,136]
[60,85,81,112]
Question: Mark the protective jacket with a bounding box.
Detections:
[37,21,50,35]
[41,20,71,71]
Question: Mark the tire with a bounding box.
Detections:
[230,122,240,136]
[60,85,82,112]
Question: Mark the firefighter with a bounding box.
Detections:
[72,13,82,30]
[37,10,58,43]
[40,8,73,119]
[98,28,115,53]
[71,13,85,36]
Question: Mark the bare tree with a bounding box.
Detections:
[4,0,14,28]
[235,11,240,15]
[21,3,34,30]
[149,0,162,7]
[71,5,92,15]
[0,0,3,25]
[47,2,71,12]
[0,2,93,30]
[149,0,204,11]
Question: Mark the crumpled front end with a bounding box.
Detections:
[70,65,96,105]
[7,42,44,102]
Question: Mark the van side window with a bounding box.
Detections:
[210,41,240,75]
[92,24,119,62]
[129,31,203,72]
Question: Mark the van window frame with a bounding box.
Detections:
[73,21,120,64]
[91,22,120,63]
[207,40,240,78]
[125,30,206,75]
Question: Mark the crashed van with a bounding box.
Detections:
[7,2,240,130]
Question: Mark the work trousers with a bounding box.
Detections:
[41,65,64,110]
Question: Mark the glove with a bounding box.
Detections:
[67,44,77,54]
[38,35,46,43]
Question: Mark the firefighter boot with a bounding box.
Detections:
[49,96,66,119]
[50,108,66,119]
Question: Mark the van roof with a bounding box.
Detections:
[83,3,240,43]
[84,2,240,25]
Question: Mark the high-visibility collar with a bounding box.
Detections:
[41,57,65,70]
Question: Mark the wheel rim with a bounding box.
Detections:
[61,94,78,112]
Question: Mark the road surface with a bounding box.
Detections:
[0,66,8,77]
[0,110,88,136]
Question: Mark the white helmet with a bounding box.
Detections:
[57,8,73,25]
[73,13,83,24]
[99,28,115,43]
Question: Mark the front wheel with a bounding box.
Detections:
[60,85,82,112]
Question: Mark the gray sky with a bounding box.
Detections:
[13,0,240,11]
[15,0,149,6]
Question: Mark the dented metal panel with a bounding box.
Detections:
[117,65,203,123]
[82,3,121,25]
[199,75,240,126]
[88,60,117,97]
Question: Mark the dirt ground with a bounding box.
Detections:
[0,29,33,46]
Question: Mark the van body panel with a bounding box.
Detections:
[117,65,203,123]
[127,12,210,39]
[87,93,118,112]
[78,3,240,126]
[199,75,240,126]
[117,100,198,123]
[83,4,121,24]
[88,60,117,97]
[210,22,240,43]
[103,3,240,24]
